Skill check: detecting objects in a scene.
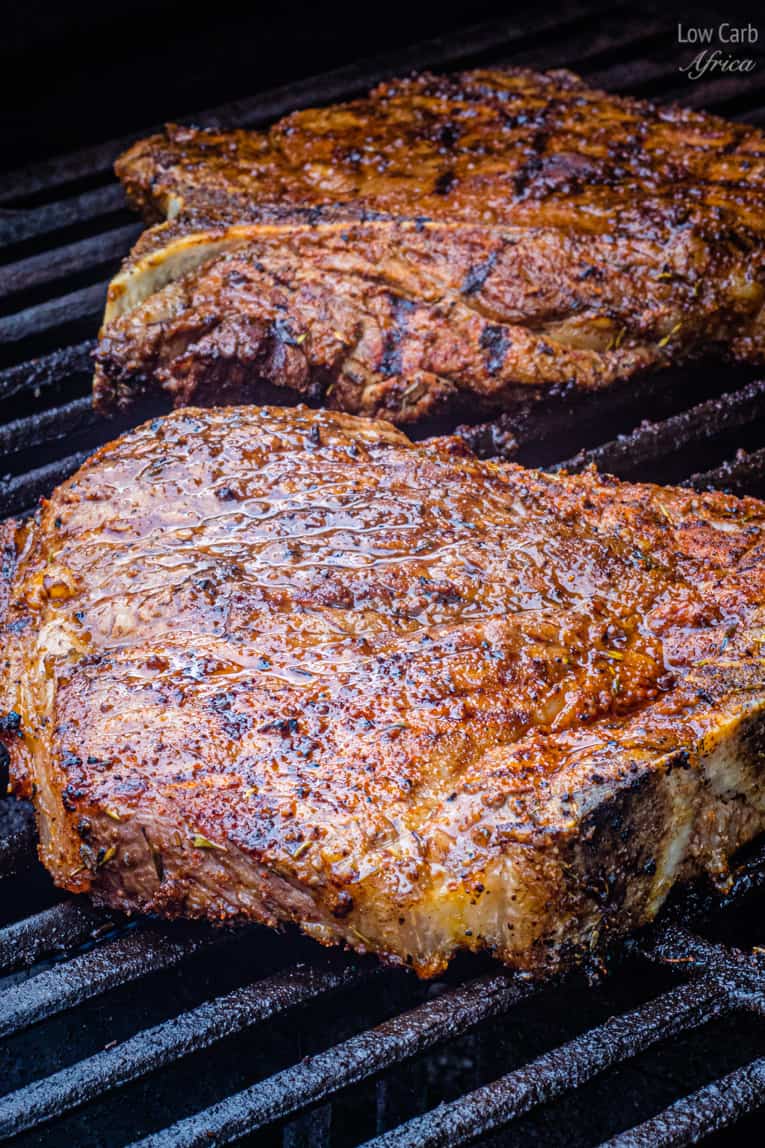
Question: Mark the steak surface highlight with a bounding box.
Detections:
[2,405,765,975]
[94,68,765,424]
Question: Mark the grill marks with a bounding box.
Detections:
[120,66,764,232]
[95,244,528,421]
[379,295,415,377]
[95,213,753,424]
[3,23,765,1148]
[461,250,499,297]
[4,404,765,980]
[480,325,510,376]
[433,169,457,196]
[94,67,765,423]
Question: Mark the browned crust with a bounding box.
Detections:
[95,67,765,423]
[3,407,765,975]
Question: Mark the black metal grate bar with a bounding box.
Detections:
[0,340,94,405]
[460,368,698,461]
[0,281,107,348]
[0,450,93,518]
[686,447,765,496]
[587,55,687,95]
[0,396,99,458]
[0,927,205,1038]
[0,223,141,299]
[360,978,728,1148]
[0,801,36,878]
[551,380,765,478]
[498,9,669,73]
[0,184,128,250]
[600,1058,765,1148]
[0,900,110,976]
[643,927,765,1003]
[588,56,765,112]
[0,959,370,1141]
[128,973,535,1148]
[654,68,765,113]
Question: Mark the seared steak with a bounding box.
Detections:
[94,68,765,423]
[2,406,765,975]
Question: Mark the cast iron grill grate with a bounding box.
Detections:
[0,2,764,1144]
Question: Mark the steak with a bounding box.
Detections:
[2,405,765,976]
[93,68,765,424]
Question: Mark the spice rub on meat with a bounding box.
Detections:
[94,68,765,424]
[2,405,765,975]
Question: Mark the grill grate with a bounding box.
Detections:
[0,958,372,1142]
[364,976,730,1148]
[1,2,765,1145]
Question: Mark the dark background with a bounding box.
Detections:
[2,0,764,173]
[3,0,503,168]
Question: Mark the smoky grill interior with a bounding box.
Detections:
[1,1,765,1144]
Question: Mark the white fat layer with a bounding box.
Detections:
[104,233,245,325]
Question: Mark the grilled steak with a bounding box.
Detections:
[2,405,765,976]
[94,68,765,424]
